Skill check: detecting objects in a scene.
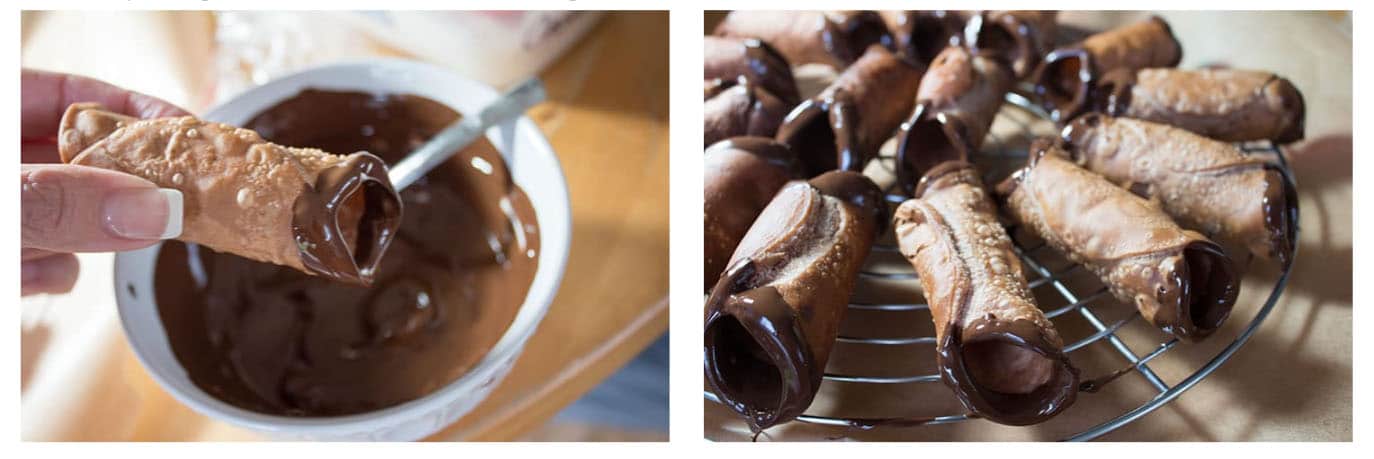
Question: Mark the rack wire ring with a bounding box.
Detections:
[703,92,1300,441]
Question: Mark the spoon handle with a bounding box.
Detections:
[388,78,546,190]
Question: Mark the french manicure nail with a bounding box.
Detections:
[103,188,184,240]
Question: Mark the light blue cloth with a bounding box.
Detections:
[551,333,668,432]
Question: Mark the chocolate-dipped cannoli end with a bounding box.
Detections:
[900,11,965,66]
[965,13,1031,78]
[295,153,403,286]
[704,137,802,289]
[1059,112,1105,151]
[809,170,886,234]
[1261,165,1298,267]
[704,77,792,148]
[1032,48,1093,123]
[1160,240,1239,341]
[777,90,865,176]
[826,11,896,66]
[704,263,818,432]
[941,317,1078,425]
[896,104,976,196]
[1149,15,1185,68]
[994,137,1061,199]
[1088,68,1138,116]
[1267,76,1307,144]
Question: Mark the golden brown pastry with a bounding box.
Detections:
[894,161,1077,425]
[1060,114,1296,265]
[58,103,402,285]
[995,141,1239,341]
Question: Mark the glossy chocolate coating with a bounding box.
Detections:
[964,11,1059,79]
[1031,16,1182,123]
[714,11,894,70]
[703,137,802,290]
[894,46,1013,195]
[155,90,540,416]
[704,36,801,105]
[704,171,882,432]
[704,78,794,147]
[292,153,400,285]
[776,45,925,176]
[881,10,969,66]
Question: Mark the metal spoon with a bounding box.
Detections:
[387,77,547,190]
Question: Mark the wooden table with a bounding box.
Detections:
[20,11,668,441]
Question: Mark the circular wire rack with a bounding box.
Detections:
[704,90,1300,441]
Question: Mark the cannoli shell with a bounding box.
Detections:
[995,141,1239,341]
[965,10,1059,79]
[57,103,402,285]
[776,45,925,175]
[893,46,1014,195]
[1094,68,1306,144]
[704,171,883,431]
[703,137,802,290]
[1061,114,1296,266]
[704,78,794,148]
[714,11,893,70]
[1032,16,1182,123]
[704,36,801,105]
[894,161,1077,425]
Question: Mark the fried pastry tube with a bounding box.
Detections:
[995,142,1239,341]
[1032,16,1183,123]
[776,45,925,175]
[704,171,884,432]
[965,10,1059,79]
[879,10,969,66]
[894,161,1077,425]
[704,36,801,105]
[1061,114,1296,265]
[704,137,803,290]
[704,78,793,147]
[713,11,893,70]
[1088,68,1306,143]
[894,46,1013,195]
[58,103,402,285]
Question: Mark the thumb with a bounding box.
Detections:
[21,164,183,253]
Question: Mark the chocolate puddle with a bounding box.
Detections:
[155,89,539,416]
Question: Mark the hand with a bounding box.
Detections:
[21,69,189,296]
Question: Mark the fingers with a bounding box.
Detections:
[22,253,80,296]
[21,164,183,253]
[21,69,190,140]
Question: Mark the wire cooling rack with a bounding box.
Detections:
[704,91,1300,441]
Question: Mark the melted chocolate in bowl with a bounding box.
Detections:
[154,90,540,416]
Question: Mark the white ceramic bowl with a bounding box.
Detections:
[113,59,571,441]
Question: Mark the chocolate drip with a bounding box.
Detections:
[291,153,401,286]
[156,90,539,416]
[1261,164,1297,267]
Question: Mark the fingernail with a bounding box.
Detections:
[103,188,183,240]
